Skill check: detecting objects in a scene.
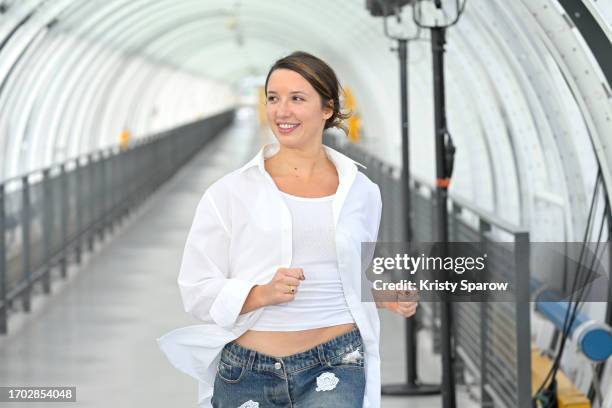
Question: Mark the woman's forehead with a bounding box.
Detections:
[267,69,313,94]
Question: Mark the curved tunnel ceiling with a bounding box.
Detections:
[0,0,611,244]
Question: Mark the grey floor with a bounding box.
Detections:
[0,114,477,407]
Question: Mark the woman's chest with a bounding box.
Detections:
[271,174,339,197]
[230,192,370,250]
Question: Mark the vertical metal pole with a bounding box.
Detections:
[60,164,68,278]
[42,169,52,294]
[21,176,31,313]
[382,39,440,395]
[381,37,441,398]
[0,183,7,334]
[479,220,493,407]
[400,37,418,385]
[515,232,531,407]
[75,159,82,264]
[432,26,457,408]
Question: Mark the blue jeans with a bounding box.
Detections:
[212,326,366,408]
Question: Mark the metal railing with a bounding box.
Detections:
[327,135,532,408]
[0,109,235,335]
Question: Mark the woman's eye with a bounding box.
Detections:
[267,96,277,102]
[293,96,303,101]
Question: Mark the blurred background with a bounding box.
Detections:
[0,0,611,407]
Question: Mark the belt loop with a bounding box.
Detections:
[247,349,256,371]
[316,344,327,365]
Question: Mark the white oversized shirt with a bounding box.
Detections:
[157,142,383,407]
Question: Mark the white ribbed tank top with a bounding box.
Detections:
[250,191,355,331]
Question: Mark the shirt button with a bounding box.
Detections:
[274,362,282,369]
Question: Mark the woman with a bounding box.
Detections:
[157,51,417,408]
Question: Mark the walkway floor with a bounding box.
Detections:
[0,114,475,407]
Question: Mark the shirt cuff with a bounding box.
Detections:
[209,278,258,329]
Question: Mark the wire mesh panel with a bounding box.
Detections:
[27,178,45,282]
[50,171,63,258]
[66,165,78,243]
[0,110,235,334]
[412,190,434,242]
[4,182,21,297]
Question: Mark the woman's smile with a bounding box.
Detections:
[277,122,300,134]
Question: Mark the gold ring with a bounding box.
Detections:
[289,285,295,294]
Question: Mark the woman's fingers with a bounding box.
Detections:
[388,301,418,317]
[281,267,304,280]
[282,276,302,286]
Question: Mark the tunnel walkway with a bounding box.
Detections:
[0,116,473,407]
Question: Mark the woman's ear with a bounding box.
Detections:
[323,101,334,120]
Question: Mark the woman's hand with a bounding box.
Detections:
[258,267,305,306]
[380,290,419,318]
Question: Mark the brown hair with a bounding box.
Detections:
[264,51,351,134]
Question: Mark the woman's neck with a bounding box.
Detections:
[268,144,330,178]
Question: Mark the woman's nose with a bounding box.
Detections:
[276,99,291,117]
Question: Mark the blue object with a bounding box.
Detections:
[535,293,612,362]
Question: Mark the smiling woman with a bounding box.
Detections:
[158,51,415,408]
[207,51,413,408]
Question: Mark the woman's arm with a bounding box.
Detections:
[178,190,258,329]
[240,285,266,314]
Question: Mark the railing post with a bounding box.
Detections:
[21,175,31,313]
[42,169,52,294]
[0,183,7,334]
[60,164,68,278]
[478,219,493,407]
[514,232,531,407]
[75,159,82,264]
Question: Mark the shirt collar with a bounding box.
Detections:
[237,143,367,176]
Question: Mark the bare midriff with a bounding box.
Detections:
[237,154,353,357]
[234,323,356,357]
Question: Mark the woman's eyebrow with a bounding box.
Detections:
[267,90,308,95]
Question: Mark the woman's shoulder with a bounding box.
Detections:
[202,167,258,203]
[354,171,381,195]
[350,171,382,211]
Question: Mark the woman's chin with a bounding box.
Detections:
[275,133,305,147]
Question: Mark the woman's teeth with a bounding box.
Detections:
[278,123,299,133]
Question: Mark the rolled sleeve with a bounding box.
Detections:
[209,278,258,329]
[178,190,256,329]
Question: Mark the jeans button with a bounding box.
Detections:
[274,362,282,369]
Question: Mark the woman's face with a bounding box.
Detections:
[265,69,333,148]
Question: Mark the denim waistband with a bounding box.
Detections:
[220,326,363,374]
